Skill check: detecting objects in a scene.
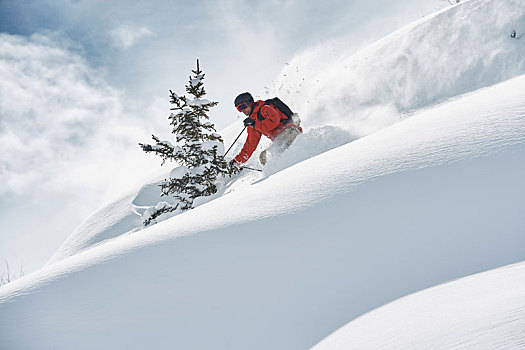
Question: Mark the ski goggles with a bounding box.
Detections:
[236,102,249,112]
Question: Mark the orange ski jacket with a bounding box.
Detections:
[234,100,301,164]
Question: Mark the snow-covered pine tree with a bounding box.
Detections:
[139,59,232,226]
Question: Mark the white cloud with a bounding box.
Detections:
[0,32,168,199]
[110,24,154,49]
[0,32,169,272]
[2,34,102,193]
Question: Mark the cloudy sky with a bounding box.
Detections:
[0,0,446,275]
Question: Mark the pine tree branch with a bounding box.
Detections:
[139,58,233,227]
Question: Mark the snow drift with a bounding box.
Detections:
[312,261,525,350]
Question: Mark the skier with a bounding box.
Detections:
[230,92,302,167]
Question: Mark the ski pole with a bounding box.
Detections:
[224,125,247,157]
[242,166,263,172]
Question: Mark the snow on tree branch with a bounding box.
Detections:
[138,59,234,227]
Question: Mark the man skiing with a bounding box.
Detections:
[230,92,302,166]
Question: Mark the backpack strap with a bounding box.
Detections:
[256,101,270,121]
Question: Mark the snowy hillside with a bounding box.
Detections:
[48,0,525,263]
[312,261,525,350]
[1,1,525,349]
[1,72,524,349]
[276,0,525,135]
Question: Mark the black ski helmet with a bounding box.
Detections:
[234,92,254,107]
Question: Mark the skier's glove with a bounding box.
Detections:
[243,117,255,127]
[228,159,241,173]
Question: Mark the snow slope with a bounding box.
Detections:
[48,0,525,263]
[1,72,524,349]
[46,123,358,264]
[276,0,525,135]
[312,261,525,350]
[1,1,525,349]
[46,176,165,263]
